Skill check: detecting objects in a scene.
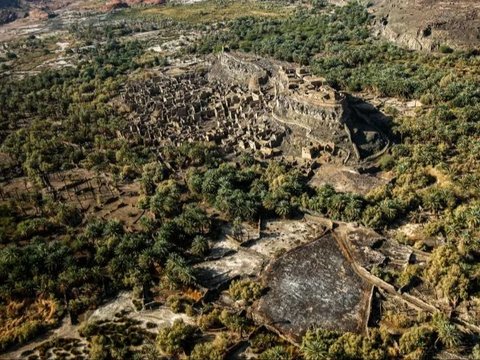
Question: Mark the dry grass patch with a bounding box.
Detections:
[116,0,293,24]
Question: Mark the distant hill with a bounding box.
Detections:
[329,0,480,51]
[372,0,480,51]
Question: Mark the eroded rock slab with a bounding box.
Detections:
[309,164,387,196]
[254,233,371,342]
[195,235,266,289]
[247,218,328,258]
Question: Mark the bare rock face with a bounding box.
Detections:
[328,0,480,50]
[372,0,480,50]
[253,234,372,342]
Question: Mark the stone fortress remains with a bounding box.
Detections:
[119,52,389,165]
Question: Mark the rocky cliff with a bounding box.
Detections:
[330,0,480,51]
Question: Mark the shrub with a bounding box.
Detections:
[89,335,109,360]
[219,310,249,335]
[250,332,279,353]
[472,344,480,360]
[55,204,82,227]
[166,295,183,313]
[399,325,434,358]
[439,45,454,54]
[189,334,229,360]
[328,332,363,359]
[156,319,198,356]
[197,309,222,331]
[228,279,263,303]
[259,346,295,360]
[397,264,420,288]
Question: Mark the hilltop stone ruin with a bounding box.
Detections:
[119,52,389,165]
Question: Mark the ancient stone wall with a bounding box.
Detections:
[119,52,388,164]
[119,67,287,157]
[273,94,347,142]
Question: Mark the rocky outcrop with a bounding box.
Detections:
[253,233,372,342]
[27,7,50,20]
[328,0,480,51]
[125,0,166,5]
[211,52,269,91]
[376,22,437,52]
[273,93,348,146]
[104,0,130,11]
[372,0,480,51]
[210,52,389,162]
[272,64,389,160]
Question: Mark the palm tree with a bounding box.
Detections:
[344,196,365,221]
[190,235,209,257]
[301,329,338,360]
[152,236,173,261]
[262,193,277,211]
[259,346,294,360]
[201,172,219,197]
[165,254,195,288]
[150,180,181,219]
[380,199,398,222]
[328,194,346,219]
[275,200,292,219]
[177,205,210,235]
[465,204,480,229]
[432,314,461,349]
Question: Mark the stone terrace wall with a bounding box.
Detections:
[273,93,349,145]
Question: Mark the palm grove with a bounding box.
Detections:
[0,1,479,359]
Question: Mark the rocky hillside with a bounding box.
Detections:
[330,0,480,51]
[373,0,480,51]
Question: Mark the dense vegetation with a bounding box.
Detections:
[0,0,479,358]
[197,0,480,305]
